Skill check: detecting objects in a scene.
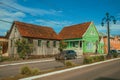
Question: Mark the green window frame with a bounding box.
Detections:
[53,41,56,47]
[47,41,50,48]
[38,40,41,46]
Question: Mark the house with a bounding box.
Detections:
[8,21,60,58]
[59,22,104,55]
[103,36,120,54]
[0,36,8,56]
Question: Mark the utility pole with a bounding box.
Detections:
[101,12,116,55]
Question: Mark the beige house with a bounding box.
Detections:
[8,21,60,57]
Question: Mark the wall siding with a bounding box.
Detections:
[32,39,59,55]
[82,23,100,53]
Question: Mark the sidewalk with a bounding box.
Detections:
[0,58,55,67]
[0,55,83,67]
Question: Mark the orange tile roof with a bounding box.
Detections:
[0,36,5,39]
[59,22,91,39]
[14,21,60,40]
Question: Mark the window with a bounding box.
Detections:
[38,40,41,46]
[28,39,33,44]
[72,41,78,47]
[87,42,93,50]
[73,42,76,47]
[46,41,50,47]
[53,41,56,47]
[80,41,82,48]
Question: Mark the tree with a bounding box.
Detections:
[15,39,33,59]
[57,40,67,65]
[59,40,67,52]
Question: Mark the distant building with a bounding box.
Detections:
[8,21,60,57]
[103,36,120,54]
[59,22,104,55]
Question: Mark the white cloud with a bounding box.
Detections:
[96,20,120,35]
[34,19,73,33]
[35,19,72,27]
[0,8,26,35]
[0,8,25,19]
[96,20,120,30]
[0,0,63,35]
[0,0,62,16]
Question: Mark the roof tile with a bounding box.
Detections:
[14,21,60,40]
[59,22,91,39]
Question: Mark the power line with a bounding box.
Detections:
[0,2,48,22]
[0,19,12,23]
[0,2,26,14]
[0,1,67,25]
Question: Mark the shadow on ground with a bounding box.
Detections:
[95,77,119,80]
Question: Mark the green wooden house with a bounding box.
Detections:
[59,22,104,55]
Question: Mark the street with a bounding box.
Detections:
[36,59,120,80]
[0,58,83,79]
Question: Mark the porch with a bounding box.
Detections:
[64,39,83,55]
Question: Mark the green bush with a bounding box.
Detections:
[99,55,105,61]
[20,66,40,75]
[32,68,40,75]
[84,55,105,64]
[93,56,99,62]
[112,53,118,58]
[65,61,75,67]
[84,56,94,64]
[21,66,32,75]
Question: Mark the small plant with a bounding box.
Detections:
[83,55,105,64]
[99,55,105,61]
[83,56,94,64]
[32,68,40,75]
[21,66,32,75]
[112,53,118,58]
[65,61,75,67]
[93,56,99,62]
[59,40,67,52]
[20,66,40,75]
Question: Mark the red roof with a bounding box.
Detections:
[13,21,60,40]
[0,36,5,39]
[59,22,91,39]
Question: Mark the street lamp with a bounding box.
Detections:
[101,12,116,55]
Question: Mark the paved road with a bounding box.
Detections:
[37,59,120,80]
[0,58,83,79]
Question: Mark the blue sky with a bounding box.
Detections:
[0,0,120,36]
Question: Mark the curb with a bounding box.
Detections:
[19,58,120,80]
[0,59,54,67]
